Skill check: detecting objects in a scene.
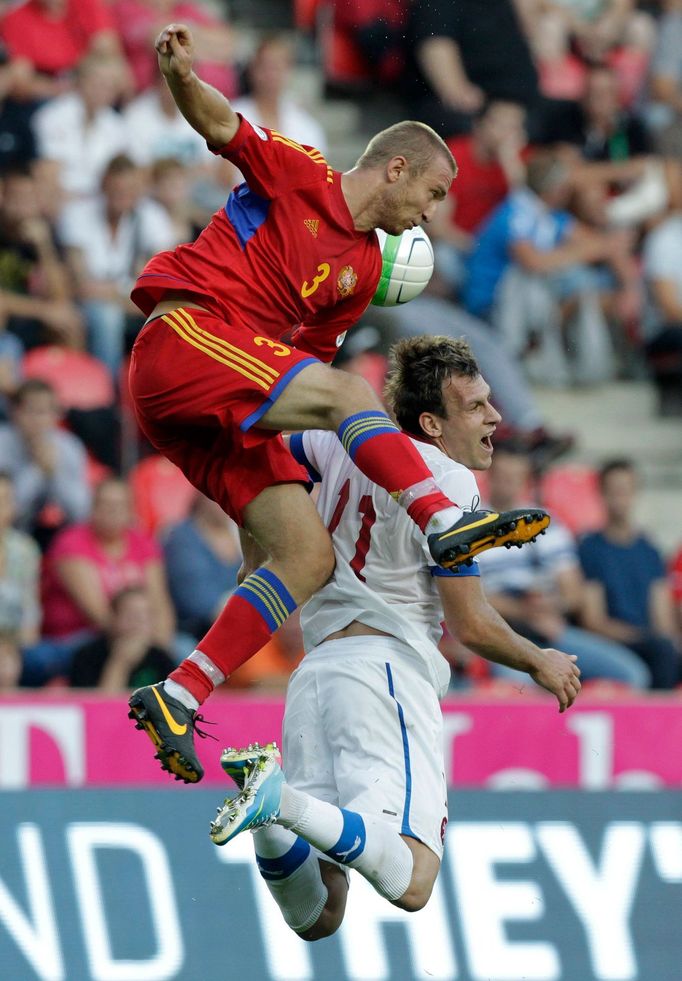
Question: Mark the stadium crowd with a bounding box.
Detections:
[0,0,680,695]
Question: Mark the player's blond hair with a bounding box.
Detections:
[384,335,479,437]
[356,121,457,178]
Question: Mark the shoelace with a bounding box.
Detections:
[192,714,219,742]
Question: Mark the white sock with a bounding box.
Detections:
[277,785,413,902]
[253,824,328,932]
[163,679,199,712]
[424,506,464,537]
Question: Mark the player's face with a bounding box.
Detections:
[380,154,454,235]
[438,373,501,471]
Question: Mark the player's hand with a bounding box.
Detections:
[529,649,581,713]
[156,23,195,81]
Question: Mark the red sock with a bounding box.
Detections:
[170,568,297,704]
[338,412,456,532]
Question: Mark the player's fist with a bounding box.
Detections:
[155,23,195,80]
[529,649,581,713]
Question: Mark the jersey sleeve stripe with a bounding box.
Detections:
[289,432,322,483]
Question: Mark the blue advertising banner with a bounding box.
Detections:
[0,790,681,981]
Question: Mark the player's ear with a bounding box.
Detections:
[419,411,441,439]
[386,155,407,183]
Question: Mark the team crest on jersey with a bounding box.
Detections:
[304,219,319,238]
[337,265,357,298]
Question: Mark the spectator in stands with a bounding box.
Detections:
[68,585,176,690]
[642,199,682,413]
[0,165,82,350]
[476,444,651,687]
[540,64,668,231]
[404,0,538,137]
[0,470,41,647]
[428,100,528,294]
[464,150,638,386]
[59,154,175,378]
[517,0,655,107]
[112,0,237,96]
[0,42,37,170]
[0,628,21,689]
[149,157,205,245]
[232,35,328,154]
[578,458,681,688]
[646,0,682,156]
[123,74,216,172]
[0,379,90,544]
[31,53,129,199]
[41,476,175,648]
[0,0,124,103]
[163,492,242,641]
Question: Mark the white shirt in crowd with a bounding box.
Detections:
[642,213,682,337]
[122,90,216,168]
[58,196,176,290]
[32,93,129,198]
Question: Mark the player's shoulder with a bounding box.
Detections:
[411,439,481,507]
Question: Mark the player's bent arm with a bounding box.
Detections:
[156,24,239,149]
[437,575,581,711]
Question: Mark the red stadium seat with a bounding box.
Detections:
[22,346,114,409]
[539,464,605,536]
[129,454,196,535]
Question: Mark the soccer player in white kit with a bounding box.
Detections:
[208,336,581,940]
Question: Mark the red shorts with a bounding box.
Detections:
[128,307,315,524]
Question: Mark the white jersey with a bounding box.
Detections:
[295,431,481,697]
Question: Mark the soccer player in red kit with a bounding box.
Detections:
[127,23,549,783]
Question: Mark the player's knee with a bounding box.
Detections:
[300,527,335,586]
[392,881,433,913]
[297,907,344,942]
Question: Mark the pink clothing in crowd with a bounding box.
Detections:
[112,0,237,95]
[0,0,114,77]
[41,522,161,638]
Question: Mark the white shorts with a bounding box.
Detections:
[282,635,448,859]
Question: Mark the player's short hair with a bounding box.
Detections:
[355,121,457,178]
[384,335,479,437]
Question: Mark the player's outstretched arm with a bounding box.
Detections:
[438,575,581,712]
[155,23,239,149]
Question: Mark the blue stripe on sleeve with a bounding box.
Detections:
[289,432,321,483]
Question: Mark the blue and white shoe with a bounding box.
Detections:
[210,750,284,846]
[220,742,280,790]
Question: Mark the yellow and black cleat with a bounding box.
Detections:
[428,507,551,570]
[128,682,215,784]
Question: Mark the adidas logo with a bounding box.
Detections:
[304,219,319,237]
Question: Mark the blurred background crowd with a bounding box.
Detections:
[0,0,680,698]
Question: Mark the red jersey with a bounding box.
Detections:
[132,116,382,364]
[446,135,511,234]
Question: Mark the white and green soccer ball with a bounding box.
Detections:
[371,226,435,307]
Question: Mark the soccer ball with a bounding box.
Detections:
[371,226,435,307]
